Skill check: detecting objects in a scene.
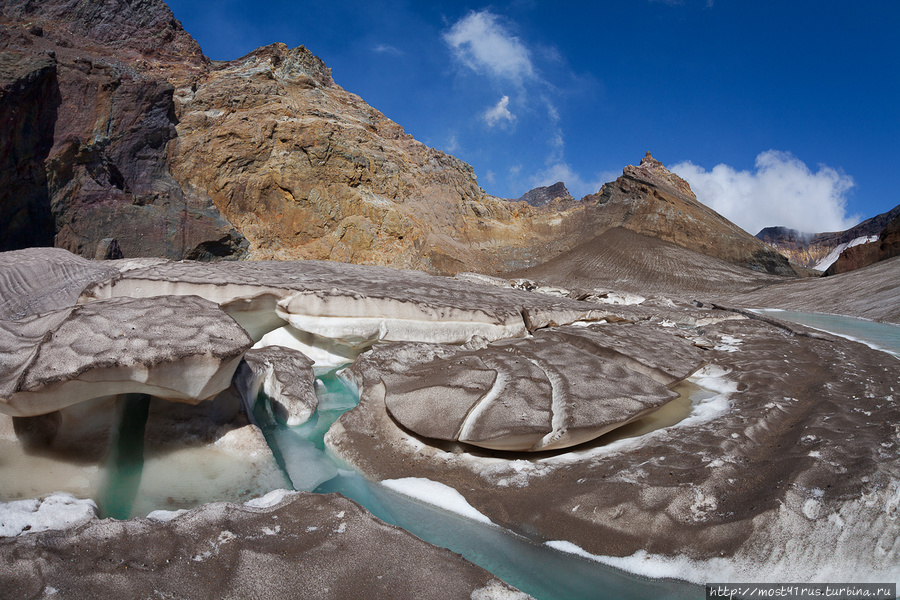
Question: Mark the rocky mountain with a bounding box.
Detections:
[167,41,576,274]
[0,0,575,272]
[513,226,785,297]
[756,202,900,271]
[824,211,900,275]
[569,152,796,276]
[0,0,245,260]
[0,1,795,279]
[515,181,573,207]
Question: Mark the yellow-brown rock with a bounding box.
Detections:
[169,43,570,274]
[575,152,795,276]
[1,1,795,277]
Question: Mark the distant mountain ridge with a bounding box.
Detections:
[824,210,900,275]
[515,182,573,207]
[571,152,795,276]
[757,203,900,270]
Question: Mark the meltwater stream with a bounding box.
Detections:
[751,309,900,359]
[247,310,900,599]
[98,394,151,519]
[6,310,897,595]
[252,368,701,600]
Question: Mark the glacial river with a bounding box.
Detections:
[249,309,900,599]
[751,309,900,359]
[5,309,899,598]
[253,368,702,600]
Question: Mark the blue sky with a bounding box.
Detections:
[166,0,899,235]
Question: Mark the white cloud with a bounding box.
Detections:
[373,44,403,56]
[671,150,859,234]
[483,95,516,127]
[547,128,564,162]
[443,11,535,84]
[444,134,459,153]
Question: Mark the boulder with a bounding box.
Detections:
[235,345,319,426]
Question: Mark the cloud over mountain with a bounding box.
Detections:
[672,151,858,234]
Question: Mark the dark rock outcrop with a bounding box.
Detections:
[824,212,900,275]
[515,181,573,207]
[0,50,59,250]
[0,0,246,260]
[1,0,205,70]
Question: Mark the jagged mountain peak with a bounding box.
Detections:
[581,153,795,276]
[222,43,334,89]
[623,150,695,199]
[516,181,573,207]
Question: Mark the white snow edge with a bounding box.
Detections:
[0,493,98,537]
[380,477,494,525]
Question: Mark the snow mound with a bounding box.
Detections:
[0,493,97,537]
[381,478,494,525]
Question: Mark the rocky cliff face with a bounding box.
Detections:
[0,0,245,260]
[0,51,58,251]
[824,211,900,275]
[573,152,795,276]
[515,181,573,207]
[757,203,900,270]
[0,2,795,277]
[1,0,205,74]
[168,42,568,273]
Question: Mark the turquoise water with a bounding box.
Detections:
[97,394,150,519]
[751,309,900,359]
[27,310,900,597]
[251,368,701,600]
